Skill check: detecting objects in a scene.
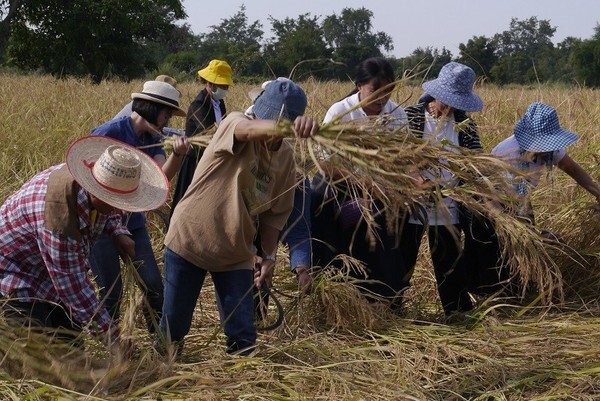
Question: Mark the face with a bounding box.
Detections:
[427,99,454,119]
[357,80,394,116]
[89,194,123,215]
[524,151,552,163]
[156,108,174,129]
[207,82,230,99]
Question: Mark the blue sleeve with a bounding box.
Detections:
[280,179,312,271]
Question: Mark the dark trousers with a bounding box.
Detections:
[459,211,515,296]
[89,226,163,332]
[311,175,418,309]
[424,224,473,314]
[160,248,256,355]
[2,300,81,342]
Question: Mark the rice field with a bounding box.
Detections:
[1,73,599,400]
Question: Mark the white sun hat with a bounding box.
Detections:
[131,80,186,117]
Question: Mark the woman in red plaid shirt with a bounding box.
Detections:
[0,136,168,349]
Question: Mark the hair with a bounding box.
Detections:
[343,57,395,99]
[132,99,171,125]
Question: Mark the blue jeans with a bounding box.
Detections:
[89,226,164,331]
[280,178,312,271]
[160,247,256,354]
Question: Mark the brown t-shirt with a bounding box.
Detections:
[165,112,296,271]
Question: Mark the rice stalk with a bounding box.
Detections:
[160,119,570,304]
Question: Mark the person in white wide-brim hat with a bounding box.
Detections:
[113,75,185,137]
[0,136,168,350]
[89,79,191,333]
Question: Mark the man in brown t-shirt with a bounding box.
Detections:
[160,79,319,355]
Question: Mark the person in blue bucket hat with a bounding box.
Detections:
[494,102,600,215]
[458,102,600,299]
[159,79,319,357]
[402,62,485,317]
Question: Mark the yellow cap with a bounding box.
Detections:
[197,59,234,86]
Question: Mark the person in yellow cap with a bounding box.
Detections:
[171,60,234,214]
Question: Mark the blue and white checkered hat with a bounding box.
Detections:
[513,102,579,152]
[422,62,483,112]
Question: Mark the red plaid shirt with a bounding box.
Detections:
[0,164,129,338]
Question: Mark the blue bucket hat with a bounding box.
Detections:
[252,78,307,122]
[513,102,579,152]
[422,62,483,112]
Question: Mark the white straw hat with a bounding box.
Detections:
[131,80,186,117]
[66,136,169,212]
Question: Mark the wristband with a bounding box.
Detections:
[263,253,276,262]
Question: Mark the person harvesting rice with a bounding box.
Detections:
[311,57,411,310]
[461,102,600,296]
[171,60,234,215]
[0,136,168,352]
[89,80,190,333]
[159,79,319,356]
[403,62,484,316]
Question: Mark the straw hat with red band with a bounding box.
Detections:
[66,136,170,213]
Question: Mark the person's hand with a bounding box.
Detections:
[293,116,319,139]
[254,257,276,289]
[294,265,313,295]
[113,234,135,260]
[171,136,191,158]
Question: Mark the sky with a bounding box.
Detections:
[180,0,599,58]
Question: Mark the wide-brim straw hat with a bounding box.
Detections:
[66,136,169,212]
[514,102,579,152]
[197,59,234,86]
[422,62,483,112]
[131,80,186,117]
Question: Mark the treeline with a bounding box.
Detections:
[1,1,599,86]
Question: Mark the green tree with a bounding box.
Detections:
[571,25,600,87]
[397,46,453,81]
[322,7,393,79]
[490,17,556,84]
[7,0,185,82]
[263,13,332,79]
[198,5,264,77]
[0,0,23,62]
[145,23,201,74]
[456,35,498,80]
[553,37,580,84]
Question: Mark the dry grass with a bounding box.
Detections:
[0,73,599,400]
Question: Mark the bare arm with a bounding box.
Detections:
[254,223,280,289]
[234,116,319,143]
[558,154,600,203]
[154,136,191,181]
